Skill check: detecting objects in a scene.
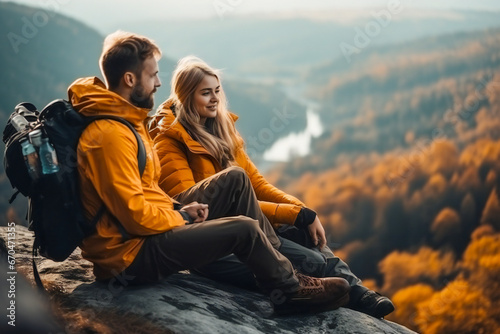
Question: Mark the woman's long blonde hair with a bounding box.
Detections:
[163,56,240,168]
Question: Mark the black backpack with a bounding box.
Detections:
[3,99,146,264]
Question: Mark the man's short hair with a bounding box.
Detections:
[99,31,162,90]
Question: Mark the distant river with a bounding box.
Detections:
[263,105,323,162]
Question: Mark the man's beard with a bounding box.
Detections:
[130,83,155,109]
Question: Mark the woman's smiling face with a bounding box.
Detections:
[194,74,220,124]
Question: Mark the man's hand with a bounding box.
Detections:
[308,216,327,249]
[180,202,209,223]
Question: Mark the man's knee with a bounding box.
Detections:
[223,166,249,185]
[232,216,261,238]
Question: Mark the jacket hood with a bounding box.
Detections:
[68,77,150,125]
[155,105,208,154]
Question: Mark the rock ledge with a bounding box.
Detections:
[0,226,416,334]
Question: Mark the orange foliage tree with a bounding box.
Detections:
[378,247,456,296]
[481,188,500,230]
[388,284,435,331]
[416,280,497,334]
[431,207,461,246]
[410,230,500,333]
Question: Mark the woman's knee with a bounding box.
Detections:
[279,239,328,277]
[300,250,328,276]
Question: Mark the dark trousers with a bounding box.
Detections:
[175,168,366,299]
[126,167,298,293]
[193,237,366,298]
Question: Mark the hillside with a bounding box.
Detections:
[0,2,105,223]
[280,27,500,175]
[0,2,103,119]
[266,27,500,333]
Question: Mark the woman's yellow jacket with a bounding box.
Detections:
[152,105,305,229]
[69,77,186,280]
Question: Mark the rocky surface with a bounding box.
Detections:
[0,226,417,334]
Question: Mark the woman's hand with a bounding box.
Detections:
[181,202,209,223]
[308,216,327,249]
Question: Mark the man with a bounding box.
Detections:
[69,31,350,315]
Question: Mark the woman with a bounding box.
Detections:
[152,56,324,248]
[151,56,394,318]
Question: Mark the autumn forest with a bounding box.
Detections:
[267,28,500,333]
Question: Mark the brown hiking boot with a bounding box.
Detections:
[272,273,350,315]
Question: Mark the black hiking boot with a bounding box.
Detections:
[351,290,395,318]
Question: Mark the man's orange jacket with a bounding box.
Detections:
[69,77,185,280]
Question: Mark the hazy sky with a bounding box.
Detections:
[3,0,500,32]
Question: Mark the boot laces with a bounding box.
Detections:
[296,273,324,295]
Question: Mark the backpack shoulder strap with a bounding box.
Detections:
[89,116,147,176]
[85,116,147,243]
